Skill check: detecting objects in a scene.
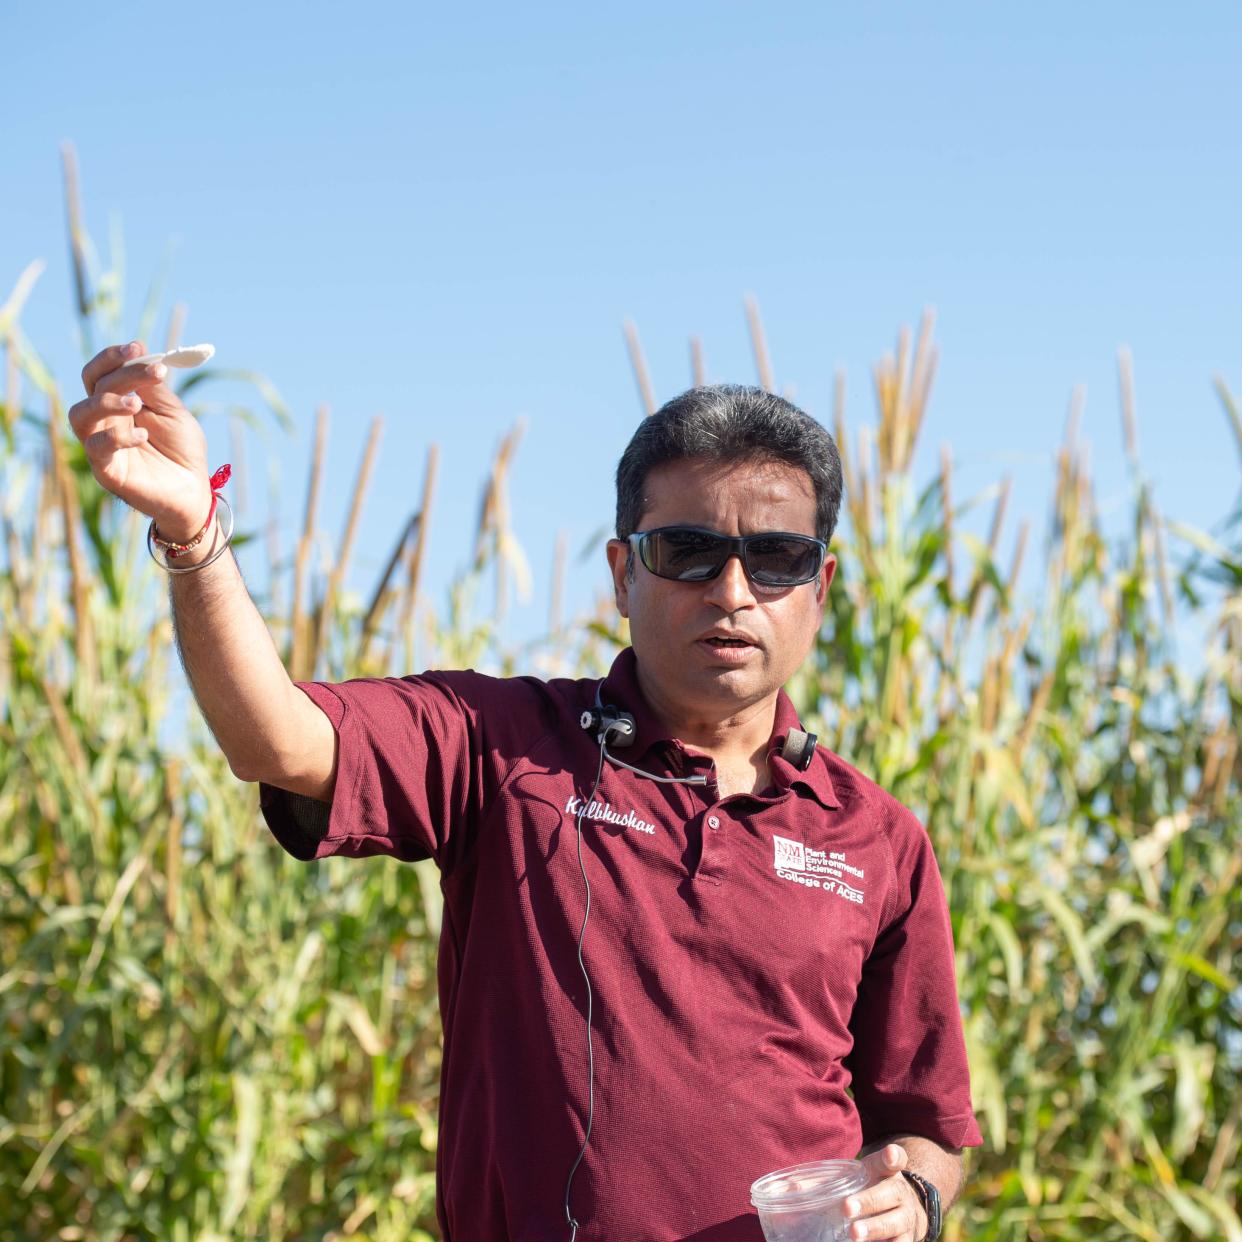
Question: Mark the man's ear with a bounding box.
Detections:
[817,554,837,605]
[606,539,631,618]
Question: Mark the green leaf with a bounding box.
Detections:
[985,910,1025,994]
[221,1073,261,1229]
[1170,950,1236,992]
[1030,882,1100,991]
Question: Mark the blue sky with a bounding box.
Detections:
[5,1,1240,649]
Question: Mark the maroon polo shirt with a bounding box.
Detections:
[260,648,981,1241]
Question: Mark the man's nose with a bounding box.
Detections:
[702,553,755,611]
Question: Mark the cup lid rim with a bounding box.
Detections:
[750,1158,868,1211]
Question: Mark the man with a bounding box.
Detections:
[71,345,982,1241]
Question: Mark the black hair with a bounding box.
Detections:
[615,384,844,543]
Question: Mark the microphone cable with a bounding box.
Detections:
[562,694,710,1238]
[564,733,608,1241]
[558,683,816,1236]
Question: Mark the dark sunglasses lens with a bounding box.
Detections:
[746,536,823,585]
[640,529,822,585]
[642,529,726,581]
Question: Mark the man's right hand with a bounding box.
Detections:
[69,341,214,543]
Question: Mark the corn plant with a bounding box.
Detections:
[1,150,1238,1241]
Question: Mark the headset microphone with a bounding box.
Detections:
[580,692,710,788]
[780,728,818,771]
[579,706,636,748]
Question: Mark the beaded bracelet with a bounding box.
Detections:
[147,493,235,574]
[150,464,231,555]
[147,464,235,574]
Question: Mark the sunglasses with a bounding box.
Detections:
[627,526,827,590]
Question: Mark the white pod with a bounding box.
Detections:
[128,343,215,369]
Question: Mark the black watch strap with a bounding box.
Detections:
[901,1170,942,1242]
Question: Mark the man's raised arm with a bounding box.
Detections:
[69,342,337,799]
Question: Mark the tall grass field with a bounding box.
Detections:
[2,148,1239,1240]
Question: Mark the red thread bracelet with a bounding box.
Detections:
[152,464,232,558]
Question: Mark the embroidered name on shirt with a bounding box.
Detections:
[565,796,657,835]
[772,834,866,904]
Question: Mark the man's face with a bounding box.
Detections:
[605,456,836,721]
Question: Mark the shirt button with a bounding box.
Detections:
[707,815,720,830]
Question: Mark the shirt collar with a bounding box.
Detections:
[598,647,841,809]
[768,684,841,809]
[597,647,677,758]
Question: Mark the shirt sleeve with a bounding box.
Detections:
[844,811,984,1150]
[258,670,525,872]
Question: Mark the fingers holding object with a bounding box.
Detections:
[844,1172,906,1223]
[80,341,179,417]
[84,421,150,457]
[844,1149,922,1242]
[860,1145,908,1185]
[68,390,144,443]
[81,341,145,396]
[82,340,213,396]
[846,1200,921,1241]
[90,358,169,400]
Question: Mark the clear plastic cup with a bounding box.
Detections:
[749,1158,869,1242]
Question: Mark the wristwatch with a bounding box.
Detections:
[901,1170,942,1242]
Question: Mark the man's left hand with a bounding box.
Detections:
[841,1143,927,1241]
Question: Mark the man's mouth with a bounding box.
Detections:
[704,636,752,647]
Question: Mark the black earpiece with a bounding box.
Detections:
[585,709,814,768]
[579,706,637,748]
[780,728,818,771]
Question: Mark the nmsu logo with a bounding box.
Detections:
[771,834,866,905]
